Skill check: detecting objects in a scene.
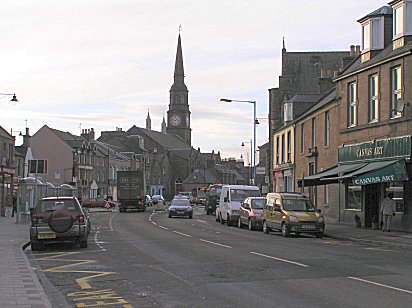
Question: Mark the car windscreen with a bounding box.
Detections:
[197,190,206,198]
[230,189,260,201]
[38,199,78,212]
[283,199,315,212]
[251,199,265,209]
[209,187,222,196]
[171,200,191,207]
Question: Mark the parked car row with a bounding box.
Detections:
[215,185,325,238]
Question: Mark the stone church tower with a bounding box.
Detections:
[166,33,191,145]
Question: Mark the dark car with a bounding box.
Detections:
[205,184,222,215]
[238,197,266,230]
[168,199,193,219]
[30,196,90,250]
[82,198,116,208]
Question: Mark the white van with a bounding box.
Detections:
[216,185,260,226]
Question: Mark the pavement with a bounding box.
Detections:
[1,212,412,307]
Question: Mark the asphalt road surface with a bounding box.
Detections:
[27,206,412,307]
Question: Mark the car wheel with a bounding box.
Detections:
[168,214,172,218]
[263,221,270,234]
[248,219,254,231]
[227,215,231,226]
[206,209,209,215]
[237,217,243,228]
[80,241,88,248]
[281,223,290,237]
[315,232,324,238]
[219,213,224,224]
[189,214,193,219]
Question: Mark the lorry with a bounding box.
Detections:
[117,170,146,213]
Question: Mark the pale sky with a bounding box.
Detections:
[0,0,381,161]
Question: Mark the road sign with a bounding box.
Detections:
[256,167,266,175]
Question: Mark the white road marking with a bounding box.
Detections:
[199,239,232,249]
[348,277,412,294]
[159,225,169,230]
[109,213,116,231]
[250,251,309,267]
[173,231,192,237]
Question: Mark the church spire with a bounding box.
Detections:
[171,33,187,91]
[146,109,151,130]
[161,114,167,134]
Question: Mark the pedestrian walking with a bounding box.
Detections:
[381,192,396,232]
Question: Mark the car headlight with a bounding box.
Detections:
[231,210,239,214]
[289,216,298,223]
[319,216,324,223]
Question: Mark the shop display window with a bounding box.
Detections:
[346,185,362,210]
[385,182,404,213]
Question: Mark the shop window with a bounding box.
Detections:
[346,185,361,210]
[385,182,404,213]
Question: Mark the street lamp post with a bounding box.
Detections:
[0,93,18,102]
[241,139,252,185]
[220,98,257,184]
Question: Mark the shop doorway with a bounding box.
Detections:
[364,184,380,228]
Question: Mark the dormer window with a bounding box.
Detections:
[361,18,384,51]
[391,0,412,42]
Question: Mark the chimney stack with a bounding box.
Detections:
[355,45,361,56]
[350,45,355,57]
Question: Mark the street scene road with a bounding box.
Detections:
[26,206,412,308]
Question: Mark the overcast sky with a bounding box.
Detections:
[0,0,381,161]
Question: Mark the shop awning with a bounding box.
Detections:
[298,162,366,187]
[324,159,409,185]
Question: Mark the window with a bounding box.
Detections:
[281,134,285,163]
[324,111,330,146]
[287,131,291,162]
[391,66,402,118]
[363,22,371,50]
[348,82,357,127]
[311,118,316,148]
[301,124,305,153]
[346,185,361,210]
[368,74,379,122]
[394,5,403,37]
[276,136,280,165]
[324,185,329,206]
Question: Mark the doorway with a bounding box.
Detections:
[364,184,380,228]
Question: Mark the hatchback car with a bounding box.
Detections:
[168,199,193,219]
[262,192,325,238]
[30,196,90,250]
[238,197,266,230]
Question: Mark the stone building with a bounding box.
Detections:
[268,40,351,191]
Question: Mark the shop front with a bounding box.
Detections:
[336,136,411,230]
[0,166,14,217]
[297,136,411,230]
[273,164,294,193]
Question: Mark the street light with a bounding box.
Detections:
[0,93,18,102]
[241,139,252,185]
[220,98,257,184]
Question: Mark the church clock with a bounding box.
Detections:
[170,114,181,126]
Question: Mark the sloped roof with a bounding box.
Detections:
[128,126,191,150]
[0,126,13,139]
[295,88,337,122]
[48,126,85,148]
[337,44,412,79]
[183,168,218,184]
[358,6,392,23]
